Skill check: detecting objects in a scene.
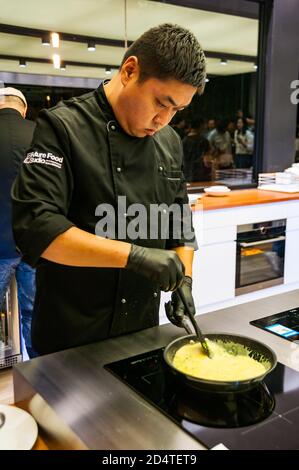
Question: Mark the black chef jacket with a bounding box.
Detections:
[0,108,35,258]
[12,83,197,355]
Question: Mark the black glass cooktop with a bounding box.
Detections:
[106,348,299,450]
[251,307,299,343]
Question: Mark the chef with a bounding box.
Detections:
[12,23,206,355]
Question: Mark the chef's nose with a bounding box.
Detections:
[153,109,175,128]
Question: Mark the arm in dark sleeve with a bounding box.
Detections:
[11,109,75,267]
[166,141,198,251]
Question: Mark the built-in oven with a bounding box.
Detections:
[0,276,22,369]
[235,219,286,295]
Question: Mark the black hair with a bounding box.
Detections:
[190,117,205,130]
[216,118,228,134]
[236,116,248,135]
[121,23,206,94]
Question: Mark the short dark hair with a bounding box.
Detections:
[121,23,206,94]
[190,117,205,130]
[216,118,228,134]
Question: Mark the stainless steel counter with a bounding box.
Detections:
[13,289,299,450]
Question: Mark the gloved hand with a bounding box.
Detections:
[126,244,185,291]
[165,276,195,328]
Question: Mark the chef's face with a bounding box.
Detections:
[116,57,197,138]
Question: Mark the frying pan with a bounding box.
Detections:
[163,333,277,393]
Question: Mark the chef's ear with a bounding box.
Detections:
[120,56,140,85]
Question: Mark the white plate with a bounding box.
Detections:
[0,404,38,450]
[204,186,231,197]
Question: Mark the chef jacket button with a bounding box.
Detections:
[121,298,126,304]
[116,167,122,173]
[153,292,158,298]
[158,166,163,172]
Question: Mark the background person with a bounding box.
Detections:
[0,87,37,358]
[234,117,254,168]
[208,118,233,169]
[182,117,211,182]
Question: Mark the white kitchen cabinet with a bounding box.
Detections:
[159,198,299,323]
[284,217,299,284]
[192,241,236,308]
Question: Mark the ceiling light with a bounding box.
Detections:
[19,59,26,68]
[105,67,112,75]
[51,32,60,48]
[41,34,50,46]
[46,95,51,102]
[87,40,96,51]
[253,62,258,70]
[52,54,61,69]
[220,58,227,66]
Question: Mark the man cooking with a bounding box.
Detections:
[12,23,206,355]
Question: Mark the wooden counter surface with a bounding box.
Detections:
[32,435,48,450]
[193,189,299,211]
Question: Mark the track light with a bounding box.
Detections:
[52,54,61,69]
[60,62,66,71]
[205,77,209,83]
[19,59,26,68]
[51,32,60,48]
[253,62,258,70]
[105,67,112,75]
[220,58,227,66]
[87,40,96,51]
[41,34,50,46]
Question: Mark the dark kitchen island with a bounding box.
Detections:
[13,289,299,450]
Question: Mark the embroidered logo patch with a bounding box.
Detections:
[24,151,63,169]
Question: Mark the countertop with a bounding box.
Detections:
[13,289,299,450]
[193,188,299,211]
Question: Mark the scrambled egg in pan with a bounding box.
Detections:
[172,339,268,381]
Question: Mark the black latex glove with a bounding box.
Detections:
[126,244,185,291]
[165,276,195,328]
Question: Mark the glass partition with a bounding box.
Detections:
[0,0,260,187]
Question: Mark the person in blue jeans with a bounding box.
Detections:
[0,259,37,358]
[0,87,37,358]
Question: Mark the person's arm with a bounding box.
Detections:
[12,109,186,291]
[41,226,131,267]
[173,245,194,277]
[246,130,254,153]
[42,227,185,291]
[166,245,196,326]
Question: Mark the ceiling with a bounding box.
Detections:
[0,0,259,82]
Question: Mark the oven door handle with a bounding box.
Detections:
[239,235,285,247]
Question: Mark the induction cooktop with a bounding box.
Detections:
[251,307,299,343]
[106,347,299,450]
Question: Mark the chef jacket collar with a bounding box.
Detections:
[96,80,118,124]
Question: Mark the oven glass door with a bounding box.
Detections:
[236,236,285,290]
